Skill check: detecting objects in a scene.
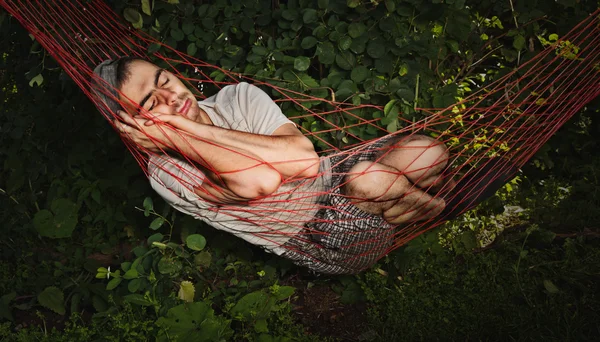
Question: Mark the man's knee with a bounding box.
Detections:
[379,134,450,186]
[343,161,410,201]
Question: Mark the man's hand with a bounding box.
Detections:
[115,110,178,152]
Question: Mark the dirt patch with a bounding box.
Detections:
[288,280,372,341]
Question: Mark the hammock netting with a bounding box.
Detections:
[3,0,600,274]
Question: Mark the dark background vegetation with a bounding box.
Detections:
[1,0,599,340]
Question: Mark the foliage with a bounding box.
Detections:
[1,0,600,340]
[362,231,600,341]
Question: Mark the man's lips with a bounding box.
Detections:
[178,99,192,117]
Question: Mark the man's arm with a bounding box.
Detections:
[117,112,319,201]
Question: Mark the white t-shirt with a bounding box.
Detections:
[148,83,330,254]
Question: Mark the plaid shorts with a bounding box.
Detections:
[281,134,406,274]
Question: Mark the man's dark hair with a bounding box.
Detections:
[92,56,145,120]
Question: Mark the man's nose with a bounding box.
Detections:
[157,89,179,106]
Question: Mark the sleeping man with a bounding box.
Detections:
[93,57,453,274]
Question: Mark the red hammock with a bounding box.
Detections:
[3,0,600,274]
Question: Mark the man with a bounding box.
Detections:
[93,57,452,274]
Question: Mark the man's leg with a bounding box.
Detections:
[376,135,452,192]
[342,161,445,224]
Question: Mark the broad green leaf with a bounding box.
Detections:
[124,294,154,306]
[294,56,311,71]
[33,198,78,238]
[303,9,318,24]
[128,278,142,293]
[158,257,183,275]
[187,42,198,56]
[274,286,295,300]
[0,292,16,321]
[143,197,153,211]
[106,277,122,290]
[123,268,139,280]
[150,217,165,230]
[194,251,212,268]
[171,28,184,42]
[182,19,195,35]
[347,0,361,8]
[348,23,366,38]
[156,302,233,341]
[178,281,195,303]
[141,0,152,15]
[384,0,396,12]
[241,17,254,32]
[335,51,356,70]
[28,73,43,87]
[318,0,329,9]
[123,8,143,29]
[338,36,352,51]
[202,18,215,29]
[513,35,526,50]
[38,286,65,315]
[301,36,318,49]
[148,233,164,245]
[543,280,560,294]
[231,290,273,321]
[367,39,385,59]
[351,66,369,83]
[186,234,207,251]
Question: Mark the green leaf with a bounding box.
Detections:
[301,36,318,49]
[150,217,165,230]
[178,281,195,303]
[33,198,78,239]
[351,66,369,83]
[303,9,318,24]
[158,257,183,275]
[28,73,43,87]
[317,42,335,64]
[182,19,195,35]
[123,8,143,29]
[231,290,273,321]
[338,36,352,51]
[294,56,311,71]
[367,39,385,59]
[384,0,396,12]
[335,51,356,70]
[543,280,560,294]
[38,287,65,315]
[513,35,526,50]
[143,197,154,212]
[128,278,142,293]
[156,302,233,341]
[186,234,207,251]
[106,277,122,291]
[274,286,295,300]
[194,251,212,268]
[348,23,366,38]
[148,233,164,245]
[123,268,139,280]
[187,42,198,56]
[318,0,329,9]
[141,0,152,15]
[171,28,184,42]
[202,18,215,29]
[124,294,154,306]
[347,0,361,8]
[0,292,16,321]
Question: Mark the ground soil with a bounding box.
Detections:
[286,277,373,341]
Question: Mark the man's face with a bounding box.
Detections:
[118,60,202,122]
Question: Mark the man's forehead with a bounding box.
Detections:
[120,60,158,110]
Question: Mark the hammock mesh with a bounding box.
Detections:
[3,0,600,273]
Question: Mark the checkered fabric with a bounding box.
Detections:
[281,134,406,274]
